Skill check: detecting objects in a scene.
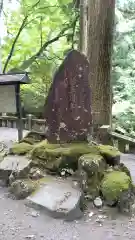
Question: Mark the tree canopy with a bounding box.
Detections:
[1,0,135,136]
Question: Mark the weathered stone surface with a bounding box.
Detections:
[0,155,31,180]
[27,176,83,220]
[43,49,92,143]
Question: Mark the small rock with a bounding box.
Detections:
[95,215,104,224]
[25,235,36,239]
[31,211,40,217]
[60,170,65,176]
[85,194,93,201]
[94,197,103,208]
[29,167,45,180]
[132,203,135,210]
[88,212,94,218]
[73,181,78,187]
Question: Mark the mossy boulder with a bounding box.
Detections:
[101,171,132,204]
[79,153,106,176]
[78,153,106,198]
[98,145,121,166]
[30,140,60,159]
[10,142,33,155]
[30,142,100,172]
[9,179,39,199]
[31,142,99,159]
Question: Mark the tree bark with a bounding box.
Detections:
[0,0,3,73]
[79,0,88,55]
[88,0,115,125]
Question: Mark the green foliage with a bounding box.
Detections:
[112,0,135,136]
[2,0,77,115]
[2,0,135,136]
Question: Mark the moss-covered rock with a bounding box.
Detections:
[118,189,135,214]
[101,171,132,203]
[30,142,100,172]
[31,142,100,158]
[114,163,131,178]
[10,142,33,155]
[98,145,120,166]
[30,140,59,159]
[78,153,106,198]
[79,153,106,175]
[9,179,38,199]
[19,131,45,145]
[22,131,44,143]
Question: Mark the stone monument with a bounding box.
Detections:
[43,50,92,143]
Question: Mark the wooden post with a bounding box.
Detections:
[15,84,23,141]
[27,114,33,131]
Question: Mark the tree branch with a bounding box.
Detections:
[8,22,75,72]
[3,16,28,73]
[3,0,41,73]
[0,0,3,14]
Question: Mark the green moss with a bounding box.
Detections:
[114,163,131,178]
[30,141,61,160]
[101,171,131,202]
[62,143,100,156]
[30,142,100,172]
[31,142,99,160]
[98,145,120,158]
[10,142,34,155]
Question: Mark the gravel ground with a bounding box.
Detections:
[0,187,135,240]
[0,127,135,240]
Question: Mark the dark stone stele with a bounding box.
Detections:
[43,49,92,143]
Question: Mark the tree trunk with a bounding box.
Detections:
[0,0,3,73]
[79,0,88,55]
[88,0,115,125]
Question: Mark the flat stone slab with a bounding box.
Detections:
[0,155,31,180]
[27,176,83,220]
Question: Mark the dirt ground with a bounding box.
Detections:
[0,127,135,240]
